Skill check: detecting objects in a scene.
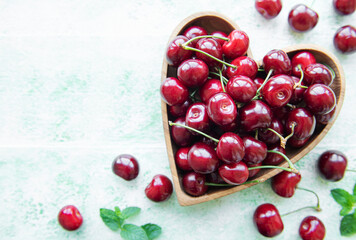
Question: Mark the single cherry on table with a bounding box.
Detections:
[333,25,356,54]
[299,216,326,240]
[253,203,284,238]
[255,0,282,19]
[288,4,319,32]
[318,150,348,181]
[145,174,173,202]
[112,154,140,181]
[58,205,83,231]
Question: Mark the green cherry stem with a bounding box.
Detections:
[267,122,296,149]
[267,149,298,173]
[210,71,229,84]
[345,169,356,173]
[218,69,226,92]
[183,35,229,46]
[324,63,336,83]
[252,69,274,100]
[205,179,260,187]
[294,65,305,89]
[297,187,321,211]
[168,121,219,143]
[248,165,298,173]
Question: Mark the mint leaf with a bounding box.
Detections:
[100,208,123,231]
[120,224,149,240]
[353,183,356,196]
[142,223,162,240]
[340,211,356,236]
[331,189,354,216]
[122,207,141,219]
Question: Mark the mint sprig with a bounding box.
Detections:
[99,206,162,240]
[331,182,356,236]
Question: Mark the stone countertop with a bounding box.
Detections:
[0,0,355,239]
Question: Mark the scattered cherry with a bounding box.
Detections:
[318,150,347,181]
[145,174,173,202]
[253,203,284,237]
[299,216,326,240]
[58,205,83,231]
[333,0,356,15]
[288,4,319,32]
[333,25,356,54]
[112,154,139,181]
[255,0,282,19]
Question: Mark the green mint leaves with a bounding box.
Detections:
[331,183,356,236]
[99,206,162,240]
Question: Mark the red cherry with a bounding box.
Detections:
[288,4,319,32]
[216,132,245,164]
[255,0,282,19]
[160,77,189,106]
[239,100,272,132]
[261,74,294,108]
[182,172,208,196]
[304,84,336,115]
[272,171,301,198]
[291,51,316,78]
[316,107,336,125]
[199,79,223,104]
[263,144,286,165]
[289,76,307,104]
[288,135,310,148]
[286,107,316,140]
[188,142,219,174]
[145,174,173,202]
[58,205,83,231]
[271,106,291,125]
[166,35,193,67]
[175,147,192,171]
[243,136,267,165]
[183,26,208,47]
[258,118,284,145]
[299,216,326,240]
[318,150,347,181]
[333,25,356,54]
[207,92,238,126]
[218,162,249,185]
[185,102,210,134]
[112,154,139,181]
[304,63,333,86]
[254,203,284,237]
[226,56,258,79]
[253,77,264,89]
[222,30,249,59]
[206,171,226,184]
[226,75,257,103]
[169,98,192,117]
[263,49,292,75]
[196,38,223,68]
[177,59,209,87]
[333,0,356,15]
[211,31,228,46]
[171,117,194,147]
[246,162,262,178]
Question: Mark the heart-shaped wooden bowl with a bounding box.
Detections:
[161,12,345,206]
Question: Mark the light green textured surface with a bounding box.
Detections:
[0,0,355,239]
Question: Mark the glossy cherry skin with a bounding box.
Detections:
[216,132,245,164]
[262,74,294,108]
[304,63,333,86]
[218,162,249,185]
[239,100,272,132]
[199,79,223,104]
[299,216,326,240]
[316,107,336,125]
[185,102,210,134]
[211,31,228,46]
[258,118,284,145]
[271,106,291,125]
[263,49,292,75]
[206,171,226,184]
[286,107,316,140]
[247,162,262,178]
[288,4,319,32]
[222,30,249,59]
[333,0,356,15]
[226,56,258,79]
[145,174,173,202]
[182,172,208,196]
[196,38,223,68]
[160,77,189,106]
[207,92,238,126]
[112,154,139,181]
[255,0,282,19]
[175,147,192,171]
[253,77,264,89]
[183,26,208,47]
[263,144,286,165]
[254,203,284,238]
[169,98,192,117]
[272,171,301,198]
[288,136,310,148]
[304,84,336,115]
[166,35,193,67]
[177,59,209,87]
[58,205,83,231]
[226,75,257,103]
[291,51,316,78]
[243,136,267,165]
[333,25,356,54]
[318,150,347,181]
[171,117,194,147]
[289,76,307,104]
[188,142,219,174]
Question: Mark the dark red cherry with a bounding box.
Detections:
[333,25,356,54]
[316,107,336,125]
[254,203,284,238]
[166,35,193,67]
[160,77,189,106]
[318,150,347,181]
[261,74,294,107]
[199,79,223,104]
[182,172,208,196]
[207,92,238,126]
[247,162,262,178]
[333,0,356,15]
[254,77,265,89]
[220,118,239,132]
[216,132,245,164]
[286,107,316,140]
[288,136,310,148]
[258,118,284,145]
[145,174,173,202]
[175,147,192,171]
[58,205,83,231]
[243,136,267,165]
[196,38,223,68]
[169,98,192,117]
[299,216,326,240]
[112,154,139,181]
[226,56,258,79]
[188,142,219,174]
[304,84,336,115]
[171,117,194,147]
[263,49,292,75]
[183,26,208,47]
[255,0,282,19]
[222,30,249,59]
[226,75,257,103]
[271,106,291,125]
[177,59,209,87]
[206,171,226,184]
[288,4,319,32]
[185,102,210,134]
[289,76,306,104]
[291,51,316,78]
[239,100,272,132]
[263,144,286,165]
[218,162,249,185]
[272,171,301,198]
[304,63,333,86]
[211,31,228,46]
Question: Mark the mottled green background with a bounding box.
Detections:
[0,0,355,239]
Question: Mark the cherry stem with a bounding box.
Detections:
[294,65,305,89]
[346,169,356,173]
[205,179,260,187]
[252,69,274,100]
[267,149,298,173]
[267,122,295,149]
[168,121,219,143]
[210,71,229,84]
[281,206,320,217]
[297,186,321,211]
[183,35,229,47]
[248,165,298,173]
[324,63,336,82]
[218,69,226,92]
